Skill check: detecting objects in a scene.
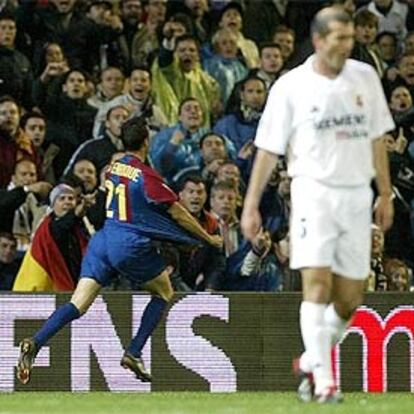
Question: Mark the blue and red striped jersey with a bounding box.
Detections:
[104,154,199,244]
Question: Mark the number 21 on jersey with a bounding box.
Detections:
[105,180,127,221]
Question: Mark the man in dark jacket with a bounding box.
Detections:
[168,175,225,291]
[33,69,97,178]
[214,76,267,152]
[351,9,384,76]
[64,104,130,175]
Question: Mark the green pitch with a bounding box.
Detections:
[1,392,414,414]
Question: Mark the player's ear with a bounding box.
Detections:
[312,32,322,50]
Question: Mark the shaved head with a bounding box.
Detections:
[311,6,353,38]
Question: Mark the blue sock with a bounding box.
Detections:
[33,303,80,349]
[127,297,167,357]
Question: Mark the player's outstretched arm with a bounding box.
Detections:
[373,136,394,232]
[167,202,223,248]
[241,149,278,242]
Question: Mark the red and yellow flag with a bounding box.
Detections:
[13,215,88,292]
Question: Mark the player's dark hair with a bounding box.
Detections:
[121,116,149,151]
[176,174,205,193]
[311,6,353,37]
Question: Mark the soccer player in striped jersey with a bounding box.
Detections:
[17,116,222,384]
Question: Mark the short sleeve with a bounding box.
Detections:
[143,171,178,205]
[367,67,395,139]
[254,76,293,155]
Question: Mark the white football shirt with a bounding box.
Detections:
[255,56,395,186]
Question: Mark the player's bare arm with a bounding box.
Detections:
[167,201,223,248]
[373,137,394,232]
[241,149,278,241]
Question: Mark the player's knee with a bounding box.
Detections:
[303,281,332,303]
[156,267,175,302]
[302,269,332,303]
[334,297,362,320]
[159,286,174,302]
[78,305,90,315]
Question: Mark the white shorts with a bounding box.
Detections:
[289,177,373,280]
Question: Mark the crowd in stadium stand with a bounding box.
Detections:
[0,0,414,293]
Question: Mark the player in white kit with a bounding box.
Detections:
[241,6,394,403]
